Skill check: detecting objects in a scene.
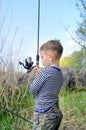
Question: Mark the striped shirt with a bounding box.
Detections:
[29,66,63,110]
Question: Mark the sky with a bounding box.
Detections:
[0,0,82,67]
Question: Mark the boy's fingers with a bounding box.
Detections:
[33,66,41,75]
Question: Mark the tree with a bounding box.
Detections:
[60,48,86,72]
[76,0,86,48]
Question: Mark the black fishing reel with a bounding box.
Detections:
[19,57,34,72]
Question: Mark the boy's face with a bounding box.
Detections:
[40,50,53,67]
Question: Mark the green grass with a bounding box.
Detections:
[59,87,86,129]
[0,86,86,129]
[0,85,34,130]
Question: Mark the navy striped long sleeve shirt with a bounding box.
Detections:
[29,66,63,110]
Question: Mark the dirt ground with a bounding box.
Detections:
[59,124,86,130]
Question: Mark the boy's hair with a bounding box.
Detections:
[40,40,63,59]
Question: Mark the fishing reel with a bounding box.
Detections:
[19,57,34,72]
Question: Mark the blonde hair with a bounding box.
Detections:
[40,40,63,59]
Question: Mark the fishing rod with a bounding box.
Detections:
[1,106,33,124]
[36,0,40,66]
[20,0,40,69]
[19,0,40,71]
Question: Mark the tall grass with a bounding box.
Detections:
[0,84,86,129]
[59,87,86,129]
[0,85,34,130]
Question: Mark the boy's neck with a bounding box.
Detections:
[50,61,59,67]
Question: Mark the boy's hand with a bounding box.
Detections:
[33,66,41,76]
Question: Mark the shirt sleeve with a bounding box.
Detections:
[29,69,45,95]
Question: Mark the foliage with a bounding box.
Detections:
[0,85,86,129]
[59,87,86,129]
[60,48,86,72]
[76,0,86,48]
[0,85,34,130]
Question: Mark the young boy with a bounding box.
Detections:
[29,40,64,130]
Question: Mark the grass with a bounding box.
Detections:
[59,87,86,129]
[0,85,34,130]
[0,86,86,130]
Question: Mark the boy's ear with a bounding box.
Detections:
[48,52,53,60]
